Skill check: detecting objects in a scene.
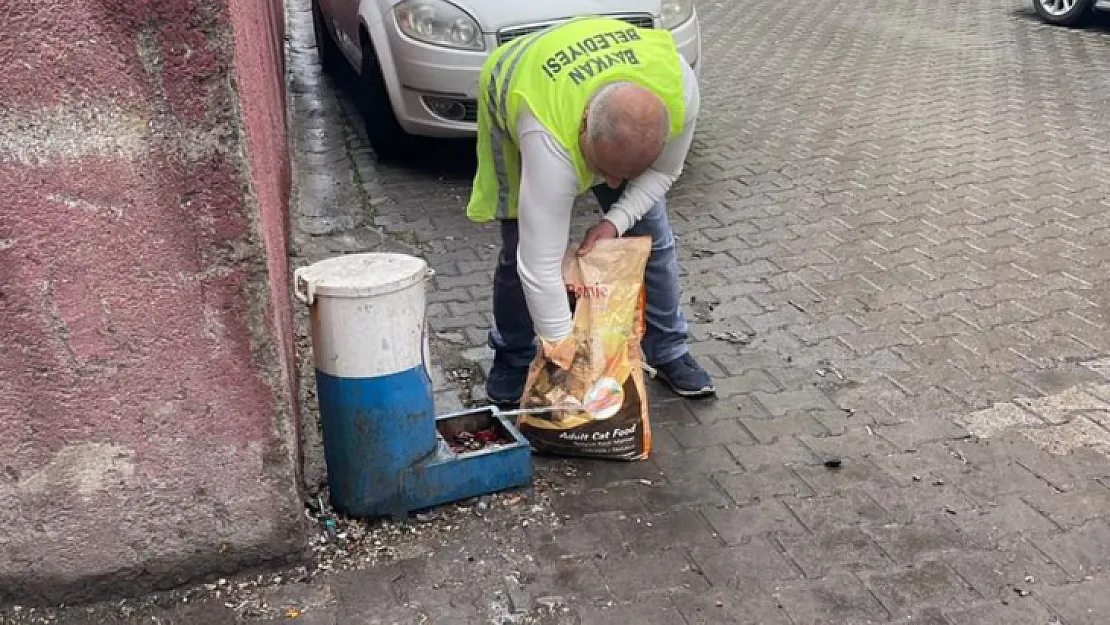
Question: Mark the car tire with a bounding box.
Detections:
[311,0,342,72]
[1033,0,1095,25]
[359,39,413,162]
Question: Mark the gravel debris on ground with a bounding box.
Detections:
[0,466,569,624]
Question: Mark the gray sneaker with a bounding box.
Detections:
[647,353,716,398]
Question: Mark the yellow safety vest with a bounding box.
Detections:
[466,16,687,222]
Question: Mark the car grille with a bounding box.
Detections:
[497,14,655,46]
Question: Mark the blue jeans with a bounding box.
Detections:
[489,183,690,368]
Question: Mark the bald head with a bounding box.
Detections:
[583,81,670,185]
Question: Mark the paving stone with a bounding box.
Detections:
[945,601,1062,625]
[1013,366,1109,399]
[527,514,626,562]
[1023,481,1110,529]
[688,395,769,423]
[790,315,863,346]
[673,588,793,625]
[250,581,338,625]
[648,401,701,426]
[949,537,1070,601]
[867,560,982,619]
[765,366,840,395]
[740,413,829,443]
[526,559,611,604]
[1038,574,1110,625]
[595,553,708,600]
[577,596,686,625]
[780,528,892,579]
[945,372,1044,413]
[942,438,1060,505]
[1016,414,1110,455]
[391,587,482,623]
[959,401,1043,439]
[806,408,861,435]
[800,426,899,461]
[654,445,742,477]
[715,466,815,505]
[1084,408,1110,432]
[613,509,721,555]
[668,419,757,449]
[1012,386,1110,425]
[1031,519,1110,581]
[712,370,783,397]
[327,563,403,609]
[572,457,664,489]
[875,416,972,452]
[1009,438,1110,493]
[689,536,800,589]
[548,487,648,519]
[47,599,244,625]
[755,387,839,416]
[646,424,685,456]
[637,474,732,511]
[793,456,898,494]
[903,607,954,625]
[701,501,808,545]
[838,327,918,356]
[786,491,895,533]
[865,516,978,564]
[863,481,979,526]
[868,444,972,486]
[775,571,890,625]
[946,494,1058,544]
[648,399,688,424]
[834,378,915,417]
[727,437,823,471]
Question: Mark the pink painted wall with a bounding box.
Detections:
[229,0,299,422]
[0,0,304,606]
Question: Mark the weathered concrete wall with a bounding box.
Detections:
[0,0,305,606]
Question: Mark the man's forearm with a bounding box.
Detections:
[604,168,681,234]
[516,119,581,342]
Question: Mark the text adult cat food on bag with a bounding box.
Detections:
[515,237,653,461]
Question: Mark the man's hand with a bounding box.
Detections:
[577,220,619,256]
[540,336,577,370]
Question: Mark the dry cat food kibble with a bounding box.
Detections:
[446,428,513,454]
[515,237,653,461]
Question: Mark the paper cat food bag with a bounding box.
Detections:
[516,236,653,461]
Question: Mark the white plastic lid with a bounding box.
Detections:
[294,253,431,304]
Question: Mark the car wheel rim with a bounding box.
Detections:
[1039,0,1077,15]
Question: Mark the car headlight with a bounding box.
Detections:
[660,0,695,29]
[394,0,484,51]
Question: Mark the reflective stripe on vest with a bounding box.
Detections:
[485,31,544,219]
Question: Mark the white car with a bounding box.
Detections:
[312,0,701,160]
[1033,0,1110,25]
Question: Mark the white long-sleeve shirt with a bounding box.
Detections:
[515,60,699,343]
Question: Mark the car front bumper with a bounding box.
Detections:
[381,13,703,138]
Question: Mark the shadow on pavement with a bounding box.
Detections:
[321,49,479,181]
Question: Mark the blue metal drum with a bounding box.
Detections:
[295,253,437,517]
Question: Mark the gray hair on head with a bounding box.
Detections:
[585,81,670,156]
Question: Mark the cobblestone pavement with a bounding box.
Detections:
[285,0,1110,621]
[286,1,1110,622]
[6,0,1110,624]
